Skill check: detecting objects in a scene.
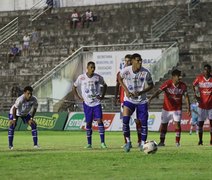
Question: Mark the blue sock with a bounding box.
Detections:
[141,119,148,142]
[30,123,38,146]
[98,122,105,143]
[8,124,15,147]
[86,124,92,145]
[123,116,130,141]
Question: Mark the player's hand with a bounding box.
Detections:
[114,98,119,106]
[194,95,201,103]
[96,95,104,100]
[126,91,133,98]
[10,120,16,126]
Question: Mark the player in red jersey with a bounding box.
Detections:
[148,69,191,147]
[193,64,212,145]
[115,54,142,147]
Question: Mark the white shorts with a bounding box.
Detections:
[198,107,212,121]
[161,109,182,124]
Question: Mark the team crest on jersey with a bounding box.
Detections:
[85,88,89,93]
[80,76,85,80]
[128,85,133,91]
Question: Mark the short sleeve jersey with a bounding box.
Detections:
[10,94,38,116]
[74,73,105,107]
[193,74,212,109]
[160,79,187,111]
[120,66,153,104]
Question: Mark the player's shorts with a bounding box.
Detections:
[123,101,148,121]
[8,113,32,123]
[83,102,102,123]
[120,103,136,120]
[198,107,212,121]
[191,117,198,125]
[161,109,182,124]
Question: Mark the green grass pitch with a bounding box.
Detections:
[0,131,211,180]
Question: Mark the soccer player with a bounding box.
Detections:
[148,69,191,147]
[189,101,199,135]
[115,54,142,147]
[8,86,39,150]
[193,64,212,145]
[73,61,108,149]
[118,53,154,152]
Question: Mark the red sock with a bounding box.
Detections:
[175,128,181,143]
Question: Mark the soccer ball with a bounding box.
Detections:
[143,140,158,154]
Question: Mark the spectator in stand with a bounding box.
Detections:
[31,28,40,50]
[70,9,80,29]
[45,0,53,14]
[83,9,93,28]
[8,44,21,62]
[22,32,30,57]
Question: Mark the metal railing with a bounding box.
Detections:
[151,7,178,42]
[149,41,179,83]
[188,0,200,16]
[29,0,51,22]
[0,17,18,45]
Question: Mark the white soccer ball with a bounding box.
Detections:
[143,140,158,154]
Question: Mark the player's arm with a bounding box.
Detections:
[117,73,132,97]
[184,92,191,116]
[115,80,120,105]
[100,83,107,100]
[72,85,84,101]
[148,89,163,105]
[138,82,154,96]
[192,79,200,102]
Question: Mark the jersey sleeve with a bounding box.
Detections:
[146,71,153,85]
[14,97,22,108]
[74,75,81,87]
[33,97,38,109]
[159,81,168,91]
[99,75,106,85]
[193,76,199,86]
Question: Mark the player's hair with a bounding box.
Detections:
[87,61,95,67]
[131,53,142,60]
[24,86,33,92]
[125,54,132,59]
[204,64,211,69]
[171,69,181,76]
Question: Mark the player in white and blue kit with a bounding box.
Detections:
[189,101,199,135]
[73,61,107,149]
[8,86,39,150]
[118,53,154,152]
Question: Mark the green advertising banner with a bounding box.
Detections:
[64,112,85,130]
[0,113,22,131]
[19,112,68,131]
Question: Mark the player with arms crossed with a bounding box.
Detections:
[8,86,39,150]
[148,69,191,147]
[118,53,154,152]
[115,54,142,147]
[73,61,108,149]
[193,64,212,145]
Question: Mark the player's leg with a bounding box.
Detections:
[120,103,127,147]
[189,118,194,135]
[122,101,135,152]
[24,114,39,147]
[137,103,148,150]
[158,109,170,146]
[198,108,207,145]
[132,110,141,147]
[94,104,107,148]
[208,109,212,145]
[173,110,182,147]
[83,102,93,148]
[8,114,18,149]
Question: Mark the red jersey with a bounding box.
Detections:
[193,74,212,109]
[160,79,187,111]
[116,72,125,103]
